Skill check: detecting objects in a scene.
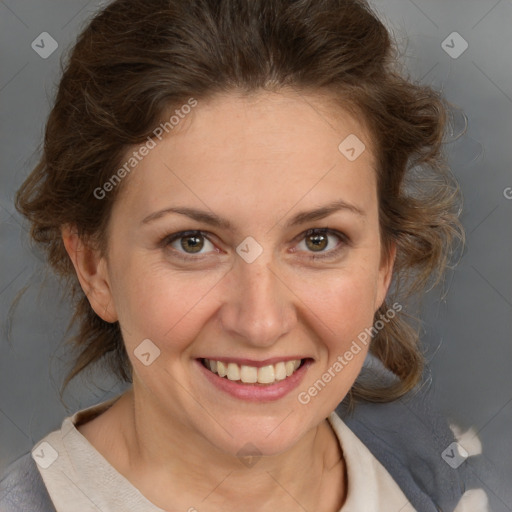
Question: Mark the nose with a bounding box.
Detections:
[218,257,297,349]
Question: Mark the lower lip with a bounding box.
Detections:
[196,359,311,402]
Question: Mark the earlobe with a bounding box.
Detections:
[61,225,118,323]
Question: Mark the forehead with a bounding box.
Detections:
[112,90,378,227]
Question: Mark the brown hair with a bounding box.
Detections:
[15,0,463,403]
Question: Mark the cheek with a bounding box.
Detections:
[108,236,383,363]
[109,256,226,354]
[292,270,379,411]
[296,264,380,346]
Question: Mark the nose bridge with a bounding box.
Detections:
[221,254,295,347]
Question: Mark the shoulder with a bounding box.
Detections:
[336,356,468,512]
[0,452,56,512]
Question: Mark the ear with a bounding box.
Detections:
[376,241,397,309]
[61,225,118,323]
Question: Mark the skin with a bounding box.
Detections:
[63,89,395,512]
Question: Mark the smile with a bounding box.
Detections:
[201,358,304,385]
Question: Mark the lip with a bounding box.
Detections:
[196,358,312,402]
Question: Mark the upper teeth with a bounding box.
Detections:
[204,359,302,384]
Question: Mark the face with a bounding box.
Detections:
[80,90,394,458]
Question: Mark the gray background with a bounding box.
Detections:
[0,0,511,510]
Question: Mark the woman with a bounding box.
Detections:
[0,0,468,510]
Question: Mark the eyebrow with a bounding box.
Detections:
[141,199,365,229]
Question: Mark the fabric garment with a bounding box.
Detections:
[0,358,469,511]
[2,397,415,512]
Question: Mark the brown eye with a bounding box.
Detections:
[180,234,205,253]
[163,230,216,258]
[305,232,329,252]
[296,228,348,260]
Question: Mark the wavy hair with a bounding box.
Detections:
[15,0,463,403]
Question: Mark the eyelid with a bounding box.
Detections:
[160,230,217,255]
[290,227,350,260]
[293,227,349,244]
[161,228,349,261]
[161,229,209,242]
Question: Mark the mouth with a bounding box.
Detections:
[200,358,306,385]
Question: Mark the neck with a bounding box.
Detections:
[102,388,346,511]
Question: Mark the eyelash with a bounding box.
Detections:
[160,228,349,262]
